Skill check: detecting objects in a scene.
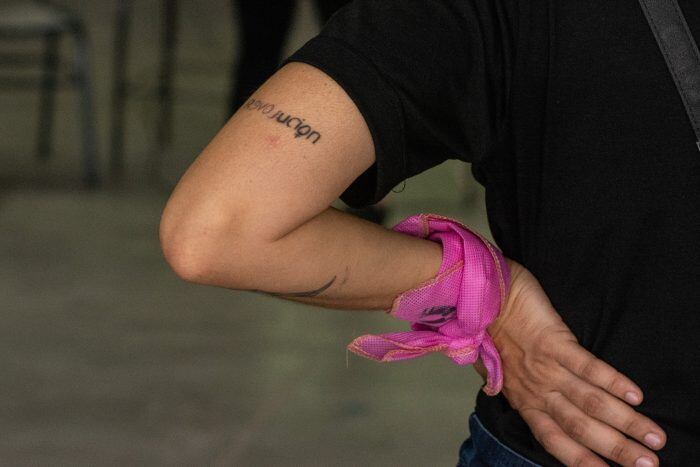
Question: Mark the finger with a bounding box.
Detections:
[546,392,660,467]
[561,375,667,451]
[556,341,644,405]
[520,407,608,467]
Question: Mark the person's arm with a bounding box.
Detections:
[159,61,665,467]
[160,62,442,310]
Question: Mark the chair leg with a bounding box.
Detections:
[37,31,60,162]
[151,0,179,183]
[71,22,100,188]
[110,0,132,182]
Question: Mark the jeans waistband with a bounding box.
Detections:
[457,412,541,467]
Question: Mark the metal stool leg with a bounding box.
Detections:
[110,0,131,182]
[37,31,59,162]
[151,0,179,183]
[71,22,100,187]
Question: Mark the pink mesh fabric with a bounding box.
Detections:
[347,213,511,395]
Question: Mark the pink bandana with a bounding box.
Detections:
[347,213,510,395]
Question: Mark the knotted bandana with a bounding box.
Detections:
[347,213,510,395]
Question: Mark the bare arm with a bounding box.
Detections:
[159,61,442,310]
[159,61,666,466]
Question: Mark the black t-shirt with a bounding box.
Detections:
[280,1,700,464]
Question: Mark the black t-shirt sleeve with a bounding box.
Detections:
[279,0,515,208]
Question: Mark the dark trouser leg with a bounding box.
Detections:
[227,0,296,116]
[315,0,351,24]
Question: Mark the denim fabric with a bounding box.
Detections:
[457,413,541,467]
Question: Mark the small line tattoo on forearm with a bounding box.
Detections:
[270,276,337,297]
[244,98,321,144]
[246,276,337,298]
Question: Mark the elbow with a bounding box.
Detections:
[159,201,240,286]
[159,214,212,284]
[160,236,209,285]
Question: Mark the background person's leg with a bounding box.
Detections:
[315,0,352,24]
[229,0,387,225]
[228,0,296,115]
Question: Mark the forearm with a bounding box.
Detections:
[160,62,443,311]
[202,206,443,311]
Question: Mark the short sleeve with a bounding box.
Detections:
[279,0,517,208]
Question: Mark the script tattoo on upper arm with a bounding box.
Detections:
[244,98,322,144]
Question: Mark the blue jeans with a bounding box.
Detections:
[457,413,541,467]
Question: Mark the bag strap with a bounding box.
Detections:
[639,0,700,151]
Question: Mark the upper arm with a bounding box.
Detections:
[160,61,375,254]
[279,0,517,208]
[160,0,517,274]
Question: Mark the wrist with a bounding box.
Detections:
[348,213,511,395]
[486,257,517,342]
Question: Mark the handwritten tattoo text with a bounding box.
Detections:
[245,98,322,144]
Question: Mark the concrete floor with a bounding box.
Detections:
[0,1,490,465]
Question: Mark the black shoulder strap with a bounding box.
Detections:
[639,0,700,151]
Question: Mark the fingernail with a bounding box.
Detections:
[625,391,641,404]
[635,456,655,467]
[644,433,662,449]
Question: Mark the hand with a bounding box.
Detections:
[474,259,667,466]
